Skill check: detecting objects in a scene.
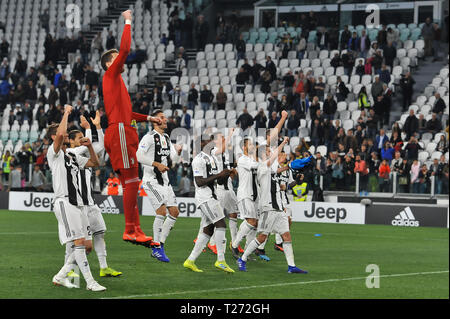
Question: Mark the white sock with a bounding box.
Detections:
[283,242,295,267]
[160,215,177,244]
[214,227,227,261]
[245,226,257,250]
[153,215,165,244]
[229,217,238,244]
[257,237,267,250]
[209,230,216,246]
[93,232,108,269]
[232,220,253,248]
[65,242,75,264]
[56,248,76,279]
[188,232,211,262]
[242,239,261,262]
[74,245,95,285]
[275,233,283,245]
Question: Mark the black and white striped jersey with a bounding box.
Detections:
[47,144,89,207]
[66,129,105,206]
[257,161,284,212]
[192,151,219,205]
[211,147,234,191]
[138,129,180,186]
[278,166,294,205]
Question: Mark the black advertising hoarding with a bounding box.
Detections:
[93,194,143,215]
[365,204,448,228]
[0,191,9,209]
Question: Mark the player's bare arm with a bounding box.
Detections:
[90,111,102,129]
[53,104,72,153]
[81,137,100,168]
[152,162,169,173]
[80,115,91,130]
[268,110,288,145]
[195,169,231,187]
[267,137,289,167]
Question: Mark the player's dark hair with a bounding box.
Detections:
[101,49,119,71]
[240,137,252,149]
[210,132,223,141]
[151,109,163,117]
[68,130,83,140]
[46,124,59,140]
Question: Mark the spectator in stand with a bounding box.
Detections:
[296,34,307,60]
[378,159,391,192]
[376,129,389,154]
[267,91,280,115]
[355,59,365,76]
[358,86,371,110]
[343,129,358,152]
[381,84,392,127]
[410,159,421,193]
[251,58,264,84]
[31,165,46,192]
[432,92,446,122]
[236,34,246,60]
[386,28,398,47]
[343,155,355,191]
[381,141,395,164]
[336,76,349,102]
[310,119,324,147]
[340,25,351,51]
[400,72,415,111]
[315,76,326,101]
[323,93,337,121]
[377,64,391,85]
[383,41,397,70]
[358,30,371,58]
[265,55,277,82]
[187,83,198,110]
[403,136,423,161]
[371,50,383,74]
[106,31,116,50]
[418,164,431,193]
[430,158,443,194]
[436,134,448,153]
[316,27,329,50]
[403,109,419,140]
[309,96,321,121]
[421,17,434,57]
[371,76,384,102]
[200,85,214,113]
[235,67,248,93]
[169,85,185,110]
[354,154,369,195]
[268,111,280,129]
[215,86,227,110]
[236,107,254,132]
[175,53,186,78]
[440,154,449,194]
[426,113,442,135]
[417,113,427,136]
[432,23,442,61]
[180,106,191,130]
[286,109,300,138]
[348,31,358,54]
[0,38,9,60]
[149,87,163,111]
[254,108,267,132]
[332,156,345,190]
[195,15,209,50]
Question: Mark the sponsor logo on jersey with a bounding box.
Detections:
[99,196,120,214]
[157,149,170,156]
[391,207,419,227]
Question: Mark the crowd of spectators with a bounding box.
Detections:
[0,7,448,196]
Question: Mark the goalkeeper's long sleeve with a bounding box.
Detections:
[289,156,313,171]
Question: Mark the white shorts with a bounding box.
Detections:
[257,210,290,235]
[83,205,107,235]
[198,199,225,226]
[284,206,292,217]
[237,198,258,220]
[53,198,90,245]
[143,181,177,210]
[218,189,239,214]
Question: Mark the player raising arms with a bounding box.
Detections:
[136,109,182,263]
[237,137,308,274]
[47,105,106,291]
[230,137,260,260]
[183,135,235,273]
[65,113,122,278]
[101,10,161,246]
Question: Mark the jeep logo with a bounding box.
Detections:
[304,202,347,223]
[24,193,54,210]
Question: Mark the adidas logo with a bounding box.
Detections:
[391,207,419,227]
[99,196,120,214]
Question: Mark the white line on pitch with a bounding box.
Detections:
[102,270,449,299]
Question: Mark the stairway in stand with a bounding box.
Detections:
[142,48,199,92]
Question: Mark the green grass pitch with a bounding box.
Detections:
[0,209,448,299]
